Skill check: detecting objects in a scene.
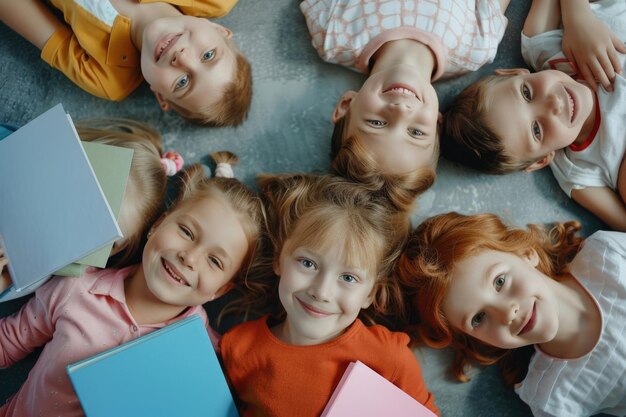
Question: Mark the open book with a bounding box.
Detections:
[67,315,239,417]
[0,104,121,295]
[321,360,438,417]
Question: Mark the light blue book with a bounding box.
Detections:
[0,104,121,295]
[67,315,239,417]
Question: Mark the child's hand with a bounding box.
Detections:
[0,248,12,292]
[562,9,626,91]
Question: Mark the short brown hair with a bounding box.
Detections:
[331,111,437,214]
[169,41,252,127]
[441,75,532,174]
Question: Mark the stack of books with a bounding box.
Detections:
[0,104,132,301]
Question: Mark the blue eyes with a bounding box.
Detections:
[173,49,215,92]
[471,275,506,329]
[471,312,485,328]
[367,119,385,127]
[408,128,424,138]
[532,121,542,141]
[494,275,505,291]
[339,274,357,284]
[522,83,532,101]
[175,75,189,91]
[299,258,316,269]
[202,50,215,61]
[521,82,542,142]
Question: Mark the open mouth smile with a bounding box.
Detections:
[155,33,182,62]
[517,302,536,336]
[564,86,576,125]
[383,83,419,99]
[161,258,190,287]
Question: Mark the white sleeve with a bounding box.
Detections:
[521,29,569,73]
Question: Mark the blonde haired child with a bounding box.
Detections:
[0,153,264,417]
[301,0,510,211]
[398,212,626,417]
[441,0,626,230]
[0,118,172,301]
[220,174,439,417]
[0,0,252,126]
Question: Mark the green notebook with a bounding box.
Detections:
[55,141,133,275]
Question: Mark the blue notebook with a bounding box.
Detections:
[67,315,239,417]
[0,104,121,294]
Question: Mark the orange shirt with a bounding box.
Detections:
[40,0,237,101]
[221,316,439,417]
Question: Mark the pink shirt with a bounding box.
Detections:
[301,0,507,79]
[0,266,210,417]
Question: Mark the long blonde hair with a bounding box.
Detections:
[397,212,583,384]
[76,119,166,267]
[256,173,409,321]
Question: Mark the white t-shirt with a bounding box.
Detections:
[515,231,626,417]
[300,0,507,78]
[521,0,626,197]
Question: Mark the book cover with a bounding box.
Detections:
[60,141,134,269]
[67,315,239,417]
[321,360,437,417]
[0,104,121,293]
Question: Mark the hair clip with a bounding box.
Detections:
[160,151,184,176]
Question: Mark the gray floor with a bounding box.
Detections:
[0,0,607,415]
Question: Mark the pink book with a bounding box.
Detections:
[321,361,437,417]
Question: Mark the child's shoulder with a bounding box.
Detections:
[222,315,268,345]
[356,321,411,349]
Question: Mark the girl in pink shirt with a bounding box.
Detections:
[0,119,174,301]
[0,152,264,417]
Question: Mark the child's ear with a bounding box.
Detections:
[273,257,281,276]
[524,151,555,173]
[153,91,170,112]
[361,285,377,309]
[495,68,530,76]
[522,248,539,267]
[332,91,357,123]
[210,22,233,39]
[438,111,443,125]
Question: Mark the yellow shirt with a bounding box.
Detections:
[41,0,238,101]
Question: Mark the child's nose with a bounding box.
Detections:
[307,275,332,302]
[171,48,192,68]
[499,302,519,325]
[546,92,564,115]
[178,248,198,271]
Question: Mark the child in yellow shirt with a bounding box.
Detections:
[0,0,252,126]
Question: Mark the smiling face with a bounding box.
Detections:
[333,65,440,175]
[443,249,560,350]
[141,16,236,114]
[273,240,376,346]
[141,195,248,307]
[484,69,596,171]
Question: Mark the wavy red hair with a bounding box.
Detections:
[397,212,583,384]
